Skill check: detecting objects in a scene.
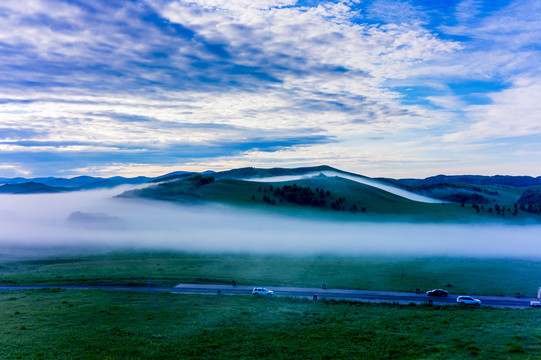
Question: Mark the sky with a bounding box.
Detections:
[0,0,540,178]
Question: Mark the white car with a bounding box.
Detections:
[530,301,541,307]
[252,288,274,296]
[457,296,481,306]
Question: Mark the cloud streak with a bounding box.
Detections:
[0,0,539,177]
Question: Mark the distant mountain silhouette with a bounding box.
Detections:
[0,182,71,194]
[397,175,541,188]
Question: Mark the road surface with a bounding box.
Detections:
[0,284,537,308]
[173,284,536,308]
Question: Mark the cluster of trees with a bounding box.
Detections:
[187,175,215,187]
[469,201,541,216]
[453,189,541,217]
[447,193,489,204]
[262,194,275,205]
[472,187,498,196]
[466,203,518,216]
[268,184,329,207]
[331,196,346,210]
[487,204,516,216]
[254,184,366,212]
[469,203,529,216]
[518,190,541,214]
[522,204,541,214]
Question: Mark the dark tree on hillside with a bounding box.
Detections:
[518,190,541,214]
[186,175,214,187]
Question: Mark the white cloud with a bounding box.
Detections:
[0,0,460,177]
[365,0,427,26]
[454,0,483,23]
[444,78,541,142]
[0,164,31,177]
[4,0,540,177]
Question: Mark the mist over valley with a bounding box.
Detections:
[1,167,541,260]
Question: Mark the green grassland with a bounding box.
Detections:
[3,167,541,359]
[121,176,541,223]
[3,251,541,297]
[1,289,540,359]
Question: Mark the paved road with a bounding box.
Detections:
[0,284,537,309]
[173,284,537,308]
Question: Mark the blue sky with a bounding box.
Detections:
[0,0,540,178]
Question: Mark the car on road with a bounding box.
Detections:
[426,289,448,297]
[252,288,274,296]
[457,296,481,306]
[530,301,541,308]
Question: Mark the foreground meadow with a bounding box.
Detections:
[2,251,541,297]
[1,289,541,359]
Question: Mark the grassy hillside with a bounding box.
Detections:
[380,176,541,208]
[121,174,541,223]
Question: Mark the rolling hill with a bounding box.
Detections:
[119,166,541,223]
[3,165,540,221]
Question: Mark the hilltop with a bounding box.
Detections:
[119,166,541,223]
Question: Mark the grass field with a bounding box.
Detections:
[2,251,541,297]
[3,251,541,359]
[1,289,540,359]
[3,168,541,359]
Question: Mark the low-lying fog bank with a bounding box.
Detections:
[1,188,540,259]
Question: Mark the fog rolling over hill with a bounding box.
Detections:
[242,171,442,203]
[120,166,541,223]
[1,186,541,259]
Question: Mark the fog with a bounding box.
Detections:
[243,171,442,203]
[1,187,540,259]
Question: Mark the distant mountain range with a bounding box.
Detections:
[0,181,72,194]
[0,175,154,194]
[393,175,541,188]
[1,166,541,201]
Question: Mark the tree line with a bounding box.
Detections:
[255,184,366,212]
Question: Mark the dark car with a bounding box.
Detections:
[426,289,448,297]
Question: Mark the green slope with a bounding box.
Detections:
[379,177,541,206]
[212,165,340,180]
[120,173,541,223]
